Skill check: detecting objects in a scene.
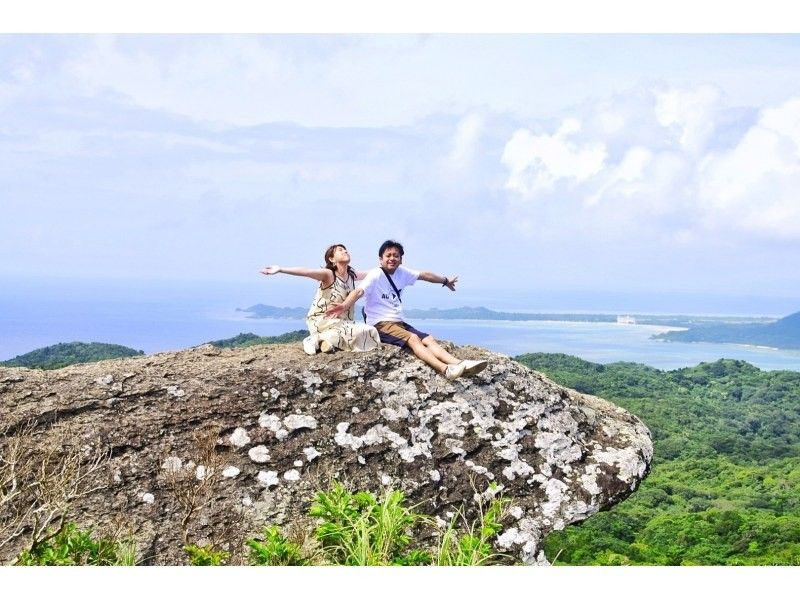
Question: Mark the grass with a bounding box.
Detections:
[303,481,512,566]
[435,493,511,565]
[247,526,306,565]
[309,482,423,565]
[11,481,516,566]
[184,544,230,566]
[15,523,136,566]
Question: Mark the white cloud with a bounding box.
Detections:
[61,36,491,128]
[617,146,653,182]
[501,85,800,240]
[596,108,626,136]
[585,146,653,206]
[501,118,607,198]
[445,112,483,172]
[65,36,293,127]
[655,85,722,155]
[698,97,800,238]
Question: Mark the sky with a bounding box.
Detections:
[2,32,800,309]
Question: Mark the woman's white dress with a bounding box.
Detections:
[304,272,380,353]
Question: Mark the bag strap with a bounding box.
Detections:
[380,267,402,302]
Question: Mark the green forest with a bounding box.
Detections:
[515,353,800,565]
[207,330,307,348]
[0,342,144,370]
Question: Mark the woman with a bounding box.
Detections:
[260,244,381,355]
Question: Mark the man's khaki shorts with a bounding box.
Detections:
[374,321,430,348]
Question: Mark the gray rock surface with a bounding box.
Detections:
[0,342,652,565]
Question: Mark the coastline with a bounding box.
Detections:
[3,305,799,372]
[656,338,786,352]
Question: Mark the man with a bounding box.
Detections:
[326,240,488,380]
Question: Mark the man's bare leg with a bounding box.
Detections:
[406,335,449,373]
[422,335,488,376]
[421,336,460,365]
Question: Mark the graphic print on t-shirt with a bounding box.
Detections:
[357,265,419,326]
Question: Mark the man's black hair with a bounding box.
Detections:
[378,240,404,257]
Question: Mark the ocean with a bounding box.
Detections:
[2,277,799,371]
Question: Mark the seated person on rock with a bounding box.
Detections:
[326,239,487,380]
[261,243,381,355]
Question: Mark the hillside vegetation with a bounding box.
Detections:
[515,353,800,565]
[0,331,309,370]
[207,330,307,348]
[1,342,144,370]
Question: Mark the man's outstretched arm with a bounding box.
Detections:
[325,288,365,318]
[417,271,458,291]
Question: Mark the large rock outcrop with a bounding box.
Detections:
[0,342,652,565]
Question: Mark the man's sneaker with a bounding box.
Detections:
[302,335,319,355]
[462,359,488,376]
[320,340,334,353]
[444,362,466,380]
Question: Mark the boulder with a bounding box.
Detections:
[0,342,652,565]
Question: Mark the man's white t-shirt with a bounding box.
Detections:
[357,265,420,326]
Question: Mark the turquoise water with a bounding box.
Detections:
[5,307,799,372]
[2,278,799,371]
[417,319,800,371]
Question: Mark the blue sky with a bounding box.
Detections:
[2,34,800,306]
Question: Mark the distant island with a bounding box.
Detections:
[654,310,800,350]
[237,304,773,329]
[0,342,145,370]
[236,305,307,318]
[205,330,307,349]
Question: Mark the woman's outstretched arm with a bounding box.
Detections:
[260,265,333,284]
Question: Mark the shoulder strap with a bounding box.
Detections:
[380,267,402,302]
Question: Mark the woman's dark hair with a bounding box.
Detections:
[323,243,355,280]
[378,240,404,257]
